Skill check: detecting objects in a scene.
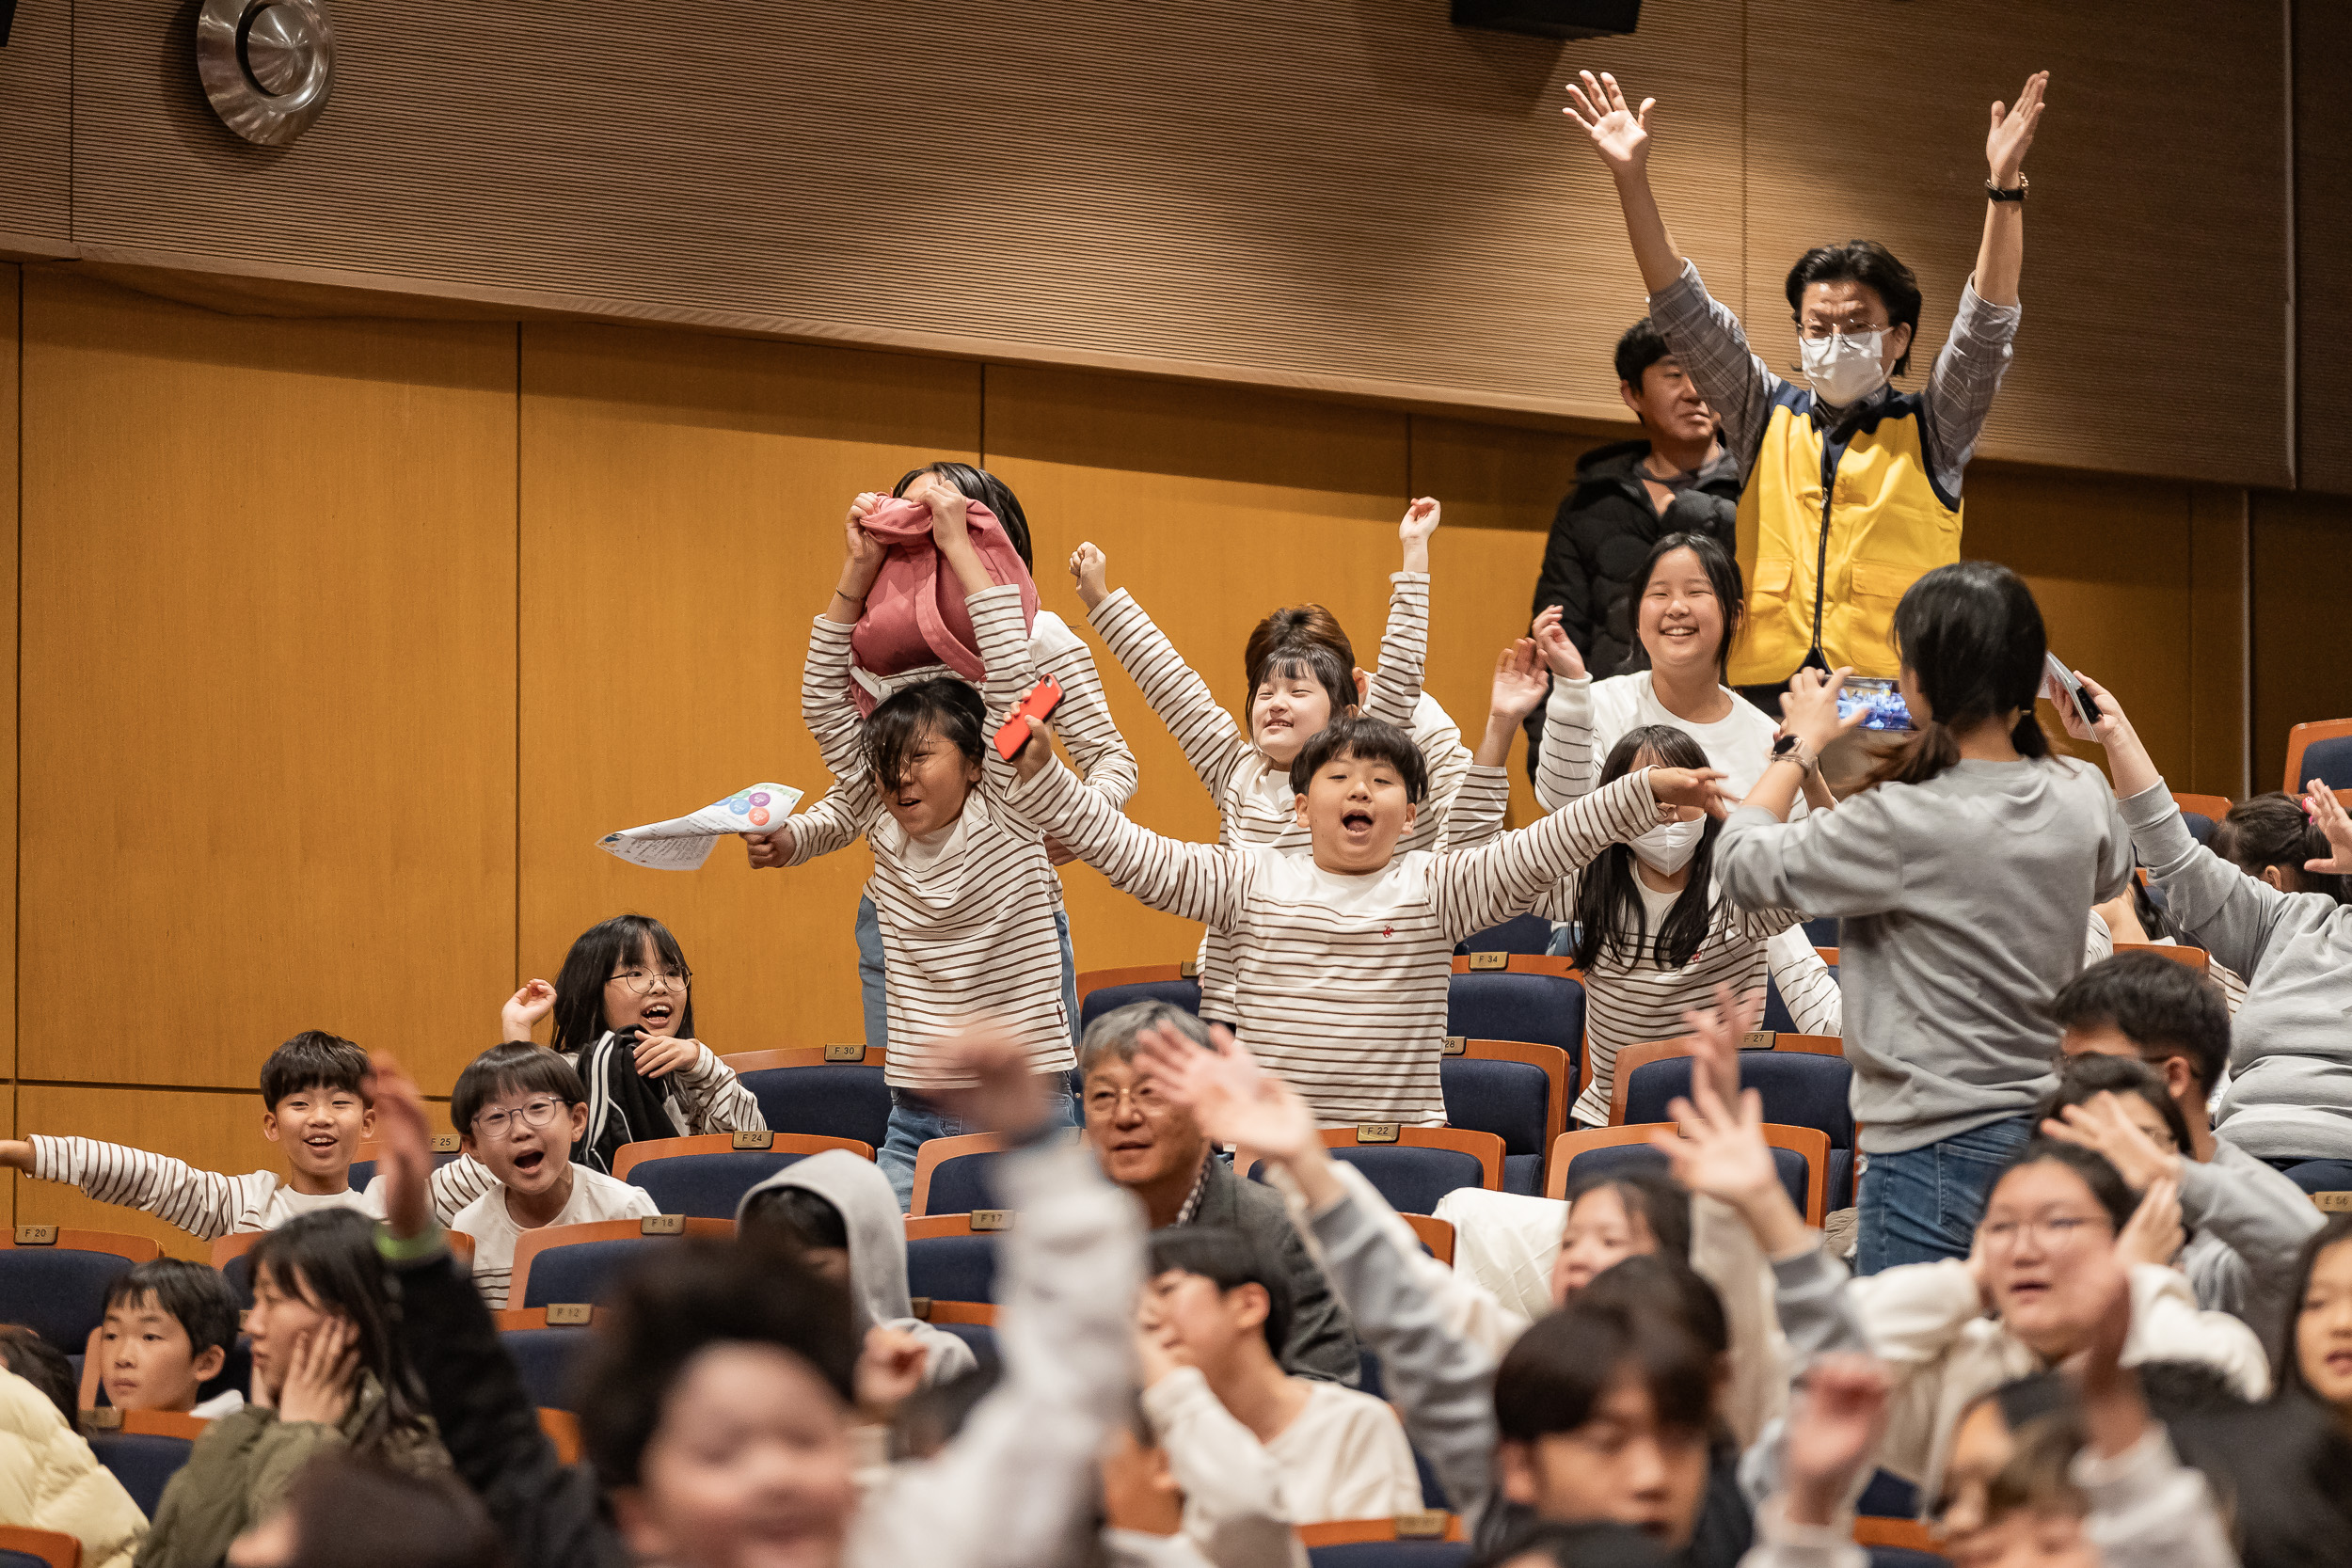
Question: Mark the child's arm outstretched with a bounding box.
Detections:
[802,491,894,784]
[1528,605,1599,812]
[1358,499,1440,731]
[0,1136,268,1243]
[743,776,883,871]
[1073,543,1255,804]
[1004,725,1250,931]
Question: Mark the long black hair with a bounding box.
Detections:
[894,462,1033,572]
[1619,531,1744,683]
[249,1210,434,1455]
[1868,561,2052,789]
[2214,793,2351,904]
[864,676,986,796]
[549,913,697,1055]
[2276,1212,2352,1405]
[1571,726,1722,972]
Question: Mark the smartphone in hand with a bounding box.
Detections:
[995,676,1065,761]
[2042,654,2101,730]
[1835,676,1915,732]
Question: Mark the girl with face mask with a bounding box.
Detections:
[1547,725,1808,1127]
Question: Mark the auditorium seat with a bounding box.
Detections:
[1439,1038,1569,1196]
[1075,965,1202,1037]
[611,1132,875,1219]
[498,1322,593,1411]
[1298,1516,1469,1568]
[1614,1036,1854,1211]
[0,1525,81,1568]
[1254,1130,1503,1217]
[87,1429,194,1517]
[905,1213,1004,1306]
[722,1046,892,1150]
[0,1228,157,1350]
[1454,914,1553,956]
[509,1217,733,1310]
[2283,719,2352,795]
[1547,1124,1828,1225]
[347,1135,464,1193]
[1443,965,1583,1092]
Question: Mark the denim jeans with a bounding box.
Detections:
[878,1087,1078,1212]
[855,894,1080,1052]
[1855,1114,2034,1275]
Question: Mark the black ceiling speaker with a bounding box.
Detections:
[1451,1,1640,40]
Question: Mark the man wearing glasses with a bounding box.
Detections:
[1565,67,2049,722]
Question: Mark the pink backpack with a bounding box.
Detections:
[848,495,1039,716]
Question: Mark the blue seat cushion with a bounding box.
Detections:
[347,1148,460,1193]
[920,1152,1008,1216]
[629,1150,815,1219]
[906,1235,998,1305]
[1623,1052,1853,1150]
[1327,1147,1486,1216]
[1454,914,1553,955]
[87,1431,195,1517]
[501,1325,592,1411]
[934,1321,998,1364]
[1501,1151,1543,1196]
[521,1239,669,1308]
[2179,812,2215,847]
[1307,1544,1470,1568]
[739,1065,891,1151]
[1444,974,1584,1080]
[1439,1057,1548,1156]
[1564,1141,1810,1218]
[0,1248,140,1348]
[1078,979,1202,1036]
[2299,735,2352,792]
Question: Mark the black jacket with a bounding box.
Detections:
[389,1248,628,1568]
[1191,1154,1361,1385]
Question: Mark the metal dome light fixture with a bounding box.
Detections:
[196,0,336,146]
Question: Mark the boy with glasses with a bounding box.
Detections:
[449,1042,658,1307]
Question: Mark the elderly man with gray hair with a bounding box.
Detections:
[1079,1001,1360,1384]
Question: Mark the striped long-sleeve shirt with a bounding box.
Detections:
[1005,757,1664,1127]
[29,1135,384,1241]
[1085,574,1496,1022]
[792,584,1072,1087]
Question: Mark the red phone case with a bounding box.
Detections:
[995,676,1065,761]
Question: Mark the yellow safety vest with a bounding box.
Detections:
[1727,388,1962,685]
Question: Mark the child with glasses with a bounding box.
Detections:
[497,912,764,1181]
[448,1042,658,1308]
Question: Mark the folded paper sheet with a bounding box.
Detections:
[598,783,804,870]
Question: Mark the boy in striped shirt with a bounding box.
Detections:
[1004,645,1730,1127]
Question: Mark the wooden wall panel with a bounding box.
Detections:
[2250,491,2352,792]
[0,4,71,252]
[517,325,980,1051]
[2295,0,2352,494]
[0,267,16,1085]
[1742,0,2291,487]
[62,0,1754,429]
[11,1085,457,1262]
[2186,487,2250,800]
[18,269,517,1095]
[1960,467,2194,786]
[983,365,1410,972]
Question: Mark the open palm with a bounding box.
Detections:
[1135,1023,1316,1158]
[1564,71,1654,173]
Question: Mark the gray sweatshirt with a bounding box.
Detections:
[1716,757,2132,1153]
[2177,1139,2325,1357]
[2122,780,2352,1160]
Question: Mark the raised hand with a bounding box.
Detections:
[2064,671,2159,796]
[1531,604,1587,682]
[1563,71,1656,175]
[2115,1176,2184,1270]
[854,1325,929,1418]
[275,1318,359,1428]
[834,491,890,616]
[1987,71,2049,186]
[744,819,799,869]
[1399,497,1441,574]
[1681,981,1762,1110]
[1782,1355,1895,1527]
[632,1034,703,1081]
[1010,717,1054,784]
[501,978,556,1041]
[1069,542,1111,611]
[1779,667,1866,754]
[364,1052,437,1242]
[938,1025,1054,1137]
[1489,640,1549,725]
[1133,1022,1318,1163]
[1646,766,1734,820]
[2040,1093,2181,1193]
[2304,782,2352,875]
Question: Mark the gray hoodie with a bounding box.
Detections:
[1716,756,2133,1153]
[736,1149,977,1386]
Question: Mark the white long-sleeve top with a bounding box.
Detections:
[1085,576,1499,1022]
[790,584,1073,1086]
[1142,1366,1421,1545]
[1004,757,1663,1127]
[27,1136,383,1242]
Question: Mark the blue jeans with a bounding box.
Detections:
[2265,1157,2352,1196]
[879,1087,1078,1212]
[855,894,1080,1051]
[1856,1115,2033,1275]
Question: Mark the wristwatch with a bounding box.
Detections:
[1771,733,1819,774]
[1986,175,2028,203]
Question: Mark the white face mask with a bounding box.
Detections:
[1630,816,1705,876]
[1799,328,1889,408]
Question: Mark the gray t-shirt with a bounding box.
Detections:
[1716,756,2132,1153]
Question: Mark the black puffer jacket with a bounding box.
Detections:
[1531,440,1743,681]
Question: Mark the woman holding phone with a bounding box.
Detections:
[1713,561,2134,1275]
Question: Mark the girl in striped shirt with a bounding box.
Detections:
[1002,645,1730,1128]
[1068,500,1508,1025]
[752,481,1074,1206]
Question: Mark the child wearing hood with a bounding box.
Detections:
[737,1149,977,1388]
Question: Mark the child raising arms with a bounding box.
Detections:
[751,481,1075,1206]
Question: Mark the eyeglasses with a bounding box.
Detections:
[472,1097,565,1139]
[1086,1084,1168,1117]
[1979,1212,2108,1250]
[607,967,691,995]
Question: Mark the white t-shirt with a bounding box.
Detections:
[1537,671,1796,812]
[1142,1367,1422,1533]
[257,1183,385,1227]
[453,1164,660,1308]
